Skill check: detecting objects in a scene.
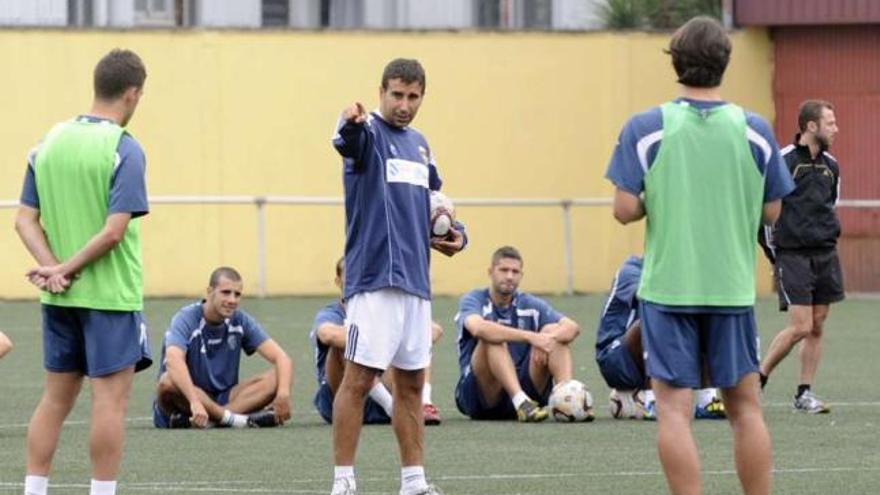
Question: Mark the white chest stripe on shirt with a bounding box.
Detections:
[385,158,429,188]
[516,308,540,329]
[636,130,663,173]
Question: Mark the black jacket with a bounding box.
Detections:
[769,134,841,252]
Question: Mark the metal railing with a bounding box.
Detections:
[3,197,879,296]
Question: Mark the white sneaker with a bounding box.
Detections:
[331,477,357,495]
[793,390,830,414]
[402,485,443,495]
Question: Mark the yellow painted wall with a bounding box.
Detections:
[0,28,775,298]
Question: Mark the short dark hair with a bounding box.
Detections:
[491,246,523,267]
[335,256,345,278]
[381,58,426,93]
[209,266,242,287]
[667,16,730,88]
[94,49,146,100]
[798,100,834,132]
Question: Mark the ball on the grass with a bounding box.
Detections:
[549,379,594,422]
[608,389,645,419]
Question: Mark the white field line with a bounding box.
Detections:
[0,466,878,493]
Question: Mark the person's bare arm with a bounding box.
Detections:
[255,339,293,424]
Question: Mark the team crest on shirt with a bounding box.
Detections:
[418,146,429,165]
[227,334,238,350]
[389,143,398,156]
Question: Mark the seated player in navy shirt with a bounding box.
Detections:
[455,246,587,422]
[310,257,445,426]
[596,256,726,420]
[153,267,293,428]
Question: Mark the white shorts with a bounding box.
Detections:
[344,288,432,371]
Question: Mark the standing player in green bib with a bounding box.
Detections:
[606,18,794,495]
[15,49,150,495]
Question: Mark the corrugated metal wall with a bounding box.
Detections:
[773,25,880,291]
[736,0,880,26]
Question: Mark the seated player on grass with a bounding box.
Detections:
[597,255,726,420]
[311,257,445,425]
[153,266,293,429]
[454,246,586,422]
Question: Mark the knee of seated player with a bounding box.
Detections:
[430,322,444,343]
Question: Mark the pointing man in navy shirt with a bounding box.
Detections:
[329,58,463,495]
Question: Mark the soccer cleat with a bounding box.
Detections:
[331,477,357,495]
[246,409,279,428]
[423,403,442,426]
[642,398,657,421]
[167,412,192,429]
[405,485,444,495]
[516,398,549,423]
[794,390,830,414]
[694,397,727,419]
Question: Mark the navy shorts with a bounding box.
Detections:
[314,383,391,425]
[153,386,233,428]
[639,301,759,389]
[455,358,552,420]
[596,339,645,390]
[42,304,152,377]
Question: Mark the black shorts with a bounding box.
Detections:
[775,249,845,310]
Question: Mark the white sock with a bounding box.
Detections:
[421,383,433,405]
[24,475,48,495]
[89,479,117,495]
[369,382,394,416]
[697,388,717,408]
[644,389,656,403]
[333,466,356,491]
[400,466,428,495]
[511,391,529,409]
[221,409,248,428]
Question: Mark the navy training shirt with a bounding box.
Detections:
[455,289,564,374]
[309,301,346,386]
[159,302,269,394]
[332,111,442,301]
[595,256,642,352]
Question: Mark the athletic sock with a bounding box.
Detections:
[644,389,656,403]
[333,466,356,492]
[221,409,249,428]
[759,372,769,389]
[796,384,811,399]
[400,466,428,495]
[696,388,717,408]
[24,475,48,495]
[89,479,117,495]
[421,383,433,405]
[369,382,394,416]
[511,391,529,409]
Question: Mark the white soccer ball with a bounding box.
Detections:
[429,190,455,238]
[608,389,646,419]
[549,379,594,422]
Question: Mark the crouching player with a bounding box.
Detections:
[597,255,726,420]
[311,257,445,425]
[153,267,293,428]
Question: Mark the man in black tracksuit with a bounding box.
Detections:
[758,100,843,413]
